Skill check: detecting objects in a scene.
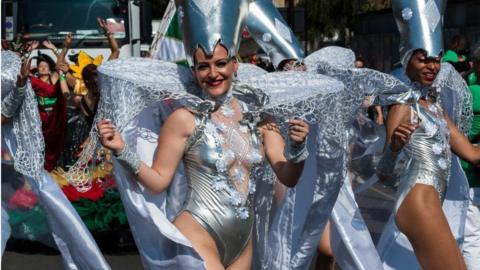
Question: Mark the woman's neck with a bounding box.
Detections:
[408,79,437,103]
[38,74,50,82]
[202,87,233,109]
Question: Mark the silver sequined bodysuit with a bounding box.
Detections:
[181,100,264,266]
[395,101,451,211]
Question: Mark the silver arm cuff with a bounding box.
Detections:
[286,140,309,164]
[114,144,141,174]
[376,145,400,177]
[1,84,26,118]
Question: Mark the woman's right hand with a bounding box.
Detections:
[96,119,125,153]
[42,40,57,51]
[56,61,69,73]
[390,123,418,152]
[97,18,111,34]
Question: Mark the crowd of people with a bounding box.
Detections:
[1,18,132,250]
[1,0,480,270]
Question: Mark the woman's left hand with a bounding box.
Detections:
[288,118,309,145]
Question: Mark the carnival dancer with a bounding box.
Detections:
[376,1,480,269]
[97,42,310,267]
[68,0,351,268]
[95,1,314,268]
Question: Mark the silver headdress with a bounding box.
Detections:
[176,0,249,66]
[246,0,305,68]
[393,0,447,66]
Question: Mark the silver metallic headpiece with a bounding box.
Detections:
[393,0,447,66]
[246,0,305,68]
[176,0,249,66]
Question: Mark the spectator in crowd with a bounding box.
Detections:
[58,18,120,128]
[465,45,480,142]
[443,34,471,74]
[249,52,258,65]
[13,40,70,171]
[355,55,366,68]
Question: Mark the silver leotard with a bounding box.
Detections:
[182,101,264,266]
[395,101,451,211]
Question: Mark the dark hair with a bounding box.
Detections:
[35,54,56,72]
[355,55,366,67]
[447,34,467,51]
[355,56,365,63]
[82,63,99,96]
[82,63,98,82]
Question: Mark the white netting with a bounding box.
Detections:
[434,62,473,134]
[1,51,45,180]
[66,57,348,191]
[66,58,204,191]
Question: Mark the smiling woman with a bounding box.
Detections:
[376,1,480,269]
[193,45,237,98]
[94,0,313,267]
[96,40,310,268]
[406,50,441,86]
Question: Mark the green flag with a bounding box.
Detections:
[152,2,187,66]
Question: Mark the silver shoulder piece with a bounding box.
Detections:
[246,0,304,68]
[176,0,249,66]
[393,0,446,66]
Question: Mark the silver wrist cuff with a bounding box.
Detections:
[286,140,309,164]
[376,145,400,177]
[1,84,26,118]
[114,144,141,174]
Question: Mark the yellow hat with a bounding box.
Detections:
[69,51,103,95]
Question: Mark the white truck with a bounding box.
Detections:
[1,0,153,61]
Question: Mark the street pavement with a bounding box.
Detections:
[2,234,143,269]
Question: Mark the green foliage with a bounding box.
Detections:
[301,0,391,43]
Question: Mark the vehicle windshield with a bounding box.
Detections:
[18,0,127,40]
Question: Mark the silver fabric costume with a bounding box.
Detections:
[376,2,473,267]
[393,94,451,211]
[182,100,263,266]
[66,55,345,269]
[378,63,473,270]
[64,1,420,268]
